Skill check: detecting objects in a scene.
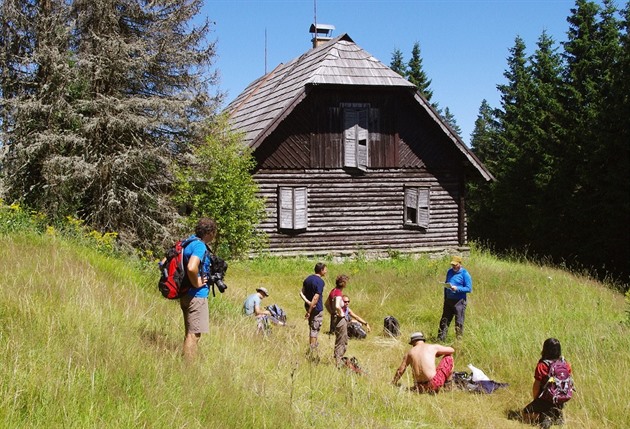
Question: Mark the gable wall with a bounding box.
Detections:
[251,86,468,256]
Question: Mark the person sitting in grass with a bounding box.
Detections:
[511,338,573,429]
[342,294,371,335]
[392,332,455,393]
[243,287,271,317]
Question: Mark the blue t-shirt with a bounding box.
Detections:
[182,235,211,298]
[302,274,325,313]
[243,293,261,315]
[444,267,472,301]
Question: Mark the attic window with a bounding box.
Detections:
[278,186,308,231]
[343,104,369,171]
[404,185,430,229]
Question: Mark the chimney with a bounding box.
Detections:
[309,23,335,48]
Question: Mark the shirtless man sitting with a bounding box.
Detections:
[392,332,455,393]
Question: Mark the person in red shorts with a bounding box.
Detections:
[392,332,455,393]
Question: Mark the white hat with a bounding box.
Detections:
[409,332,426,345]
[256,287,269,297]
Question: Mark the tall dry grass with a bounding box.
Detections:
[0,233,628,428]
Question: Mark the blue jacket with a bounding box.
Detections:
[444,267,472,301]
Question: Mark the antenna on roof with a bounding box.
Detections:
[264,28,267,74]
[310,0,334,48]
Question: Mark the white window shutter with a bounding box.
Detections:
[344,109,357,168]
[279,187,294,229]
[294,187,308,229]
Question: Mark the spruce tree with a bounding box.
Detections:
[467,99,500,242]
[0,0,222,249]
[524,31,568,257]
[490,36,534,248]
[390,48,406,76]
[442,107,462,137]
[407,41,433,101]
[562,0,625,276]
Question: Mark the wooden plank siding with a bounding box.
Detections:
[253,169,464,255]
[249,86,471,256]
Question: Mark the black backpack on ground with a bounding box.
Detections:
[384,316,400,337]
[347,321,367,339]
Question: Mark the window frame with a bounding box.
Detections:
[342,103,370,171]
[403,185,430,229]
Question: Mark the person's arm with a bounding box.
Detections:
[435,345,455,356]
[392,354,410,385]
[452,270,472,293]
[334,295,344,317]
[186,255,204,287]
[300,290,311,306]
[305,293,320,319]
[348,309,370,332]
[254,303,271,317]
[532,379,542,399]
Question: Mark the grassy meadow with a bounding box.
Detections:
[1,232,628,428]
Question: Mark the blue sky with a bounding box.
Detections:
[201,0,597,145]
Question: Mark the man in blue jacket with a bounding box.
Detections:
[437,255,472,341]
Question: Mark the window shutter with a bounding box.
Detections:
[417,187,430,228]
[405,187,418,224]
[278,187,308,230]
[344,109,357,167]
[294,187,308,229]
[279,187,294,229]
[357,109,368,170]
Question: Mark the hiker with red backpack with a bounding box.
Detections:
[514,338,574,428]
[179,218,218,362]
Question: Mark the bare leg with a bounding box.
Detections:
[183,332,201,362]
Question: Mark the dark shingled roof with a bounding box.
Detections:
[226,33,494,181]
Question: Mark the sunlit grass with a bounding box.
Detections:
[0,232,628,428]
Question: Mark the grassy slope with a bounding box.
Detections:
[0,234,628,428]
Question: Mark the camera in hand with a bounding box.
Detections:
[208,254,228,294]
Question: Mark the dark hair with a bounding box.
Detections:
[314,262,326,274]
[541,338,562,360]
[335,274,349,288]
[195,217,217,240]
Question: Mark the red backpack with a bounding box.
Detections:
[158,237,199,299]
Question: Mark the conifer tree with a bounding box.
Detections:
[467,99,500,241]
[442,107,462,137]
[407,41,433,101]
[0,0,222,249]
[389,48,407,76]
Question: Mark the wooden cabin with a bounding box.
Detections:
[226,29,493,257]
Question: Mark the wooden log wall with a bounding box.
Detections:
[254,168,466,256]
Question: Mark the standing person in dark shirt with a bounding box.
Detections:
[300,262,327,355]
[437,255,472,341]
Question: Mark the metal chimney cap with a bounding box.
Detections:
[309,23,335,35]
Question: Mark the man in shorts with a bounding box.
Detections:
[180,217,218,361]
[301,262,327,355]
[392,332,455,393]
